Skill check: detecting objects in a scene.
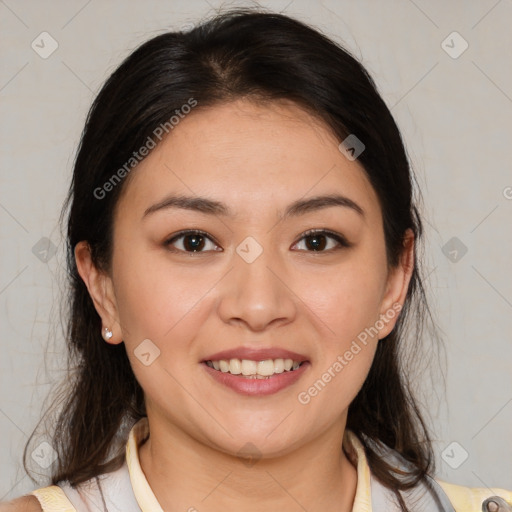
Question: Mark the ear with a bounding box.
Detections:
[376,228,415,340]
[74,240,123,345]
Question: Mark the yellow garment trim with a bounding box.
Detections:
[343,430,372,512]
[29,486,76,512]
[438,480,512,512]
[125,417,164,512]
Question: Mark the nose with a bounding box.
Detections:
[216,240,296,332]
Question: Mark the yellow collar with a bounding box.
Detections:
[125,417,373,512]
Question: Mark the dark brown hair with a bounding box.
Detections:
[24,8,440,511]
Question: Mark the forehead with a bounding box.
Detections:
[116,99,380,223]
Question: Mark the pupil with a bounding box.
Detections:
[306,234,326,251]
[185,234,204,252]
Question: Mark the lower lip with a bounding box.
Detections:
[201,361,310,396]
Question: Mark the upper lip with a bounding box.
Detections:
[202,347,309,363]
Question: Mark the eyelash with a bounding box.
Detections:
[163,229,352,254]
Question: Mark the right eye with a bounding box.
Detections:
[164,230,221,253]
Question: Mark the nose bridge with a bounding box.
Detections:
[217,234,296,330]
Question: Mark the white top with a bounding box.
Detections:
[29,416,510,511]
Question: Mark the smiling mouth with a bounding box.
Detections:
[203,358,307,379]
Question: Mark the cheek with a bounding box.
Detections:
[298,259,387,345]
[112,242,219,352]
[292,246,387,409]
[295,271,382,419]
[112,254,217,397]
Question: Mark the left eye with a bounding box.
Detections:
[292,230,350,252]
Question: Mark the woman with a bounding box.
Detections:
[3,8,511,512]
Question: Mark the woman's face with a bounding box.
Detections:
[78,98,412,457]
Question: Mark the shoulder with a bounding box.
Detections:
[1,486,76,512]
[437,479,512,511]
[0,495,43,511]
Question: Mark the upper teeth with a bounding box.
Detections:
[206,358,302,376]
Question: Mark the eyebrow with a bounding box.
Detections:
[142,193,365,220]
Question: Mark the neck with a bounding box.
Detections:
[138,415,358,512]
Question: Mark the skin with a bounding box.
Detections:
[75,98,414,512]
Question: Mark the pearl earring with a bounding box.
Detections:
[103,327,113,340]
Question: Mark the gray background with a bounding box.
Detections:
[1,0,511,500]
